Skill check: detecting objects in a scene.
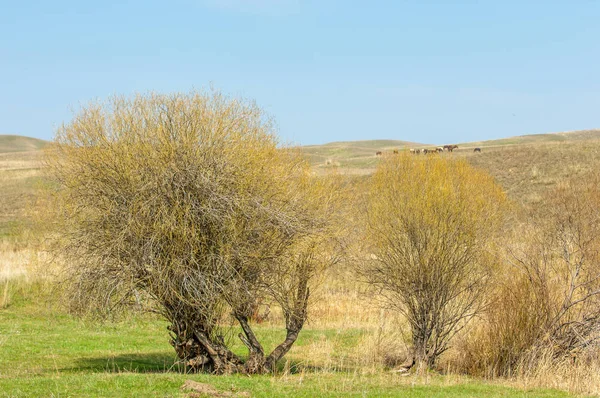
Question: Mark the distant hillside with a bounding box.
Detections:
[1,130,600,209]
[0,135,48,154]
[302,129,600,173]
[300,129,600,207]
[302,139,424,172]
[462,129,600,148]
[465,139,600,206]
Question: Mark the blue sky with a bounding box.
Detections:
[1,1,599,145]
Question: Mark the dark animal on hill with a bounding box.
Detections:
[474,147,482,153]
[376,151,382,156]
[393,149,399,154]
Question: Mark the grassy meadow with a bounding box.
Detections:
[2,133,600,397]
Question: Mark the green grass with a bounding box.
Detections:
[2,373,576,398]
[0,300,578,397]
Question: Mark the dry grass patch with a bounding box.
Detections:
[464,140,600,207]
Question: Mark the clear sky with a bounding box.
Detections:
[1,1,599,145]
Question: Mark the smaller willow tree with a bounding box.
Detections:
[361,154,505,368]
[46,91,341,374]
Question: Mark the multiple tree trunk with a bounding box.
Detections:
[168,288,309,374]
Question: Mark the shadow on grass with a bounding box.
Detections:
[67,351,184,374]
[66,352,356,375]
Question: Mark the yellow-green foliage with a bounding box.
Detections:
[362,153,506,366]
[44,90,342,373]
[368,154,505,234]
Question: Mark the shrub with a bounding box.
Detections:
[459,173,600,377]
[359,153,505,368]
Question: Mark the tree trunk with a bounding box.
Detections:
[235,313,268,374]
[265,284,310,371]
[169,322,244,374]
[412,326,435,369]
[168,283,310,374]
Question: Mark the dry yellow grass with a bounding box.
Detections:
[0,150,47,308]
[0,243,45,309]
[0,150,44,239]
[0,134,48,154]
[463,140,600,207]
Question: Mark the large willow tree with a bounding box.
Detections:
[46,91,340,374]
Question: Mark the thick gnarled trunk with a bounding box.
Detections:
[168,285,309,374]
[169,324,244,374]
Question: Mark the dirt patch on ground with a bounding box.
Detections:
[181,380,251,397]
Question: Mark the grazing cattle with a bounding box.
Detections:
[376,151,382,156]
[436,147,444,153]
[409,149,415,154]
[422,149,429,154]
[474,147,482,153]
[446,144,458,152]
[393,149,399,154]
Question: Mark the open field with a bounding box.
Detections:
[2,131,600,396]
[0,295,578,397]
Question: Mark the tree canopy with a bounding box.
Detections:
[46,91,341,374]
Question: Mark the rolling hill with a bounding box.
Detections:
[460,129,600,148]
[2,129,600,206]
[302,129,600,177]
[301,129,600,206]
[303,129,600,169]
[0,135,48,153]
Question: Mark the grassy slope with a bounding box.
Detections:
[0,151,44,240]
[303,130,600,171]
[0,135,48,154]
[463,129,600,148]
[303,130,600,206]
[303,139,424,172]
[465,140,600,205]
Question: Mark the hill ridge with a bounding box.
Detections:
[0,135,49,154]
